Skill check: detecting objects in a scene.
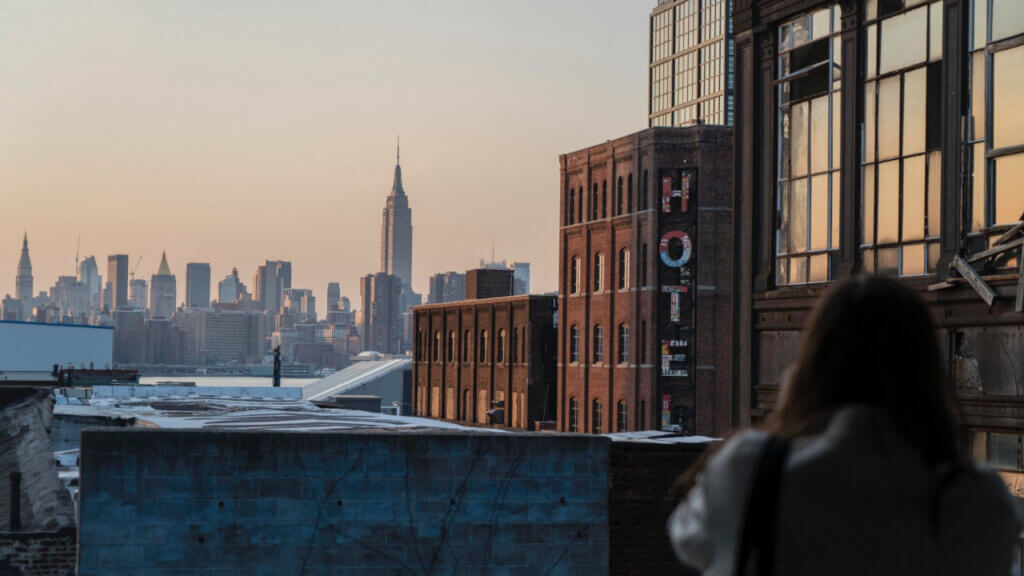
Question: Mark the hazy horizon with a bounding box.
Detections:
[1,0,648,307]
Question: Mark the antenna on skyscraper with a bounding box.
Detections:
[74,235,80,274]
[397,134,400,164]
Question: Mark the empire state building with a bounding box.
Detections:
[380,144,413,291]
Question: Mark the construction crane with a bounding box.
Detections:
[130,256,143,281]
[74,235,80,276]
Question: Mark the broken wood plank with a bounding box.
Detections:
[1017,246,1024,313]
[995,220,1024,246]
[928,280,956,291]
[966,237,1024,264]
[954,256,997,307]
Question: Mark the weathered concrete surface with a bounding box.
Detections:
[78,430,610,575]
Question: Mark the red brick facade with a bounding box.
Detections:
[558,126,734,436]
[412,294,557,430]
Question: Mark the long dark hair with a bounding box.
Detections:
[765,274,959,468]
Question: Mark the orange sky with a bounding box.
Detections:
[0,1,646,306]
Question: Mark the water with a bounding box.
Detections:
[139,376,318,388]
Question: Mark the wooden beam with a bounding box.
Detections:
[953,256,997,307]
[995,220,1024,246]
[1017,246,1024,313]
[928,280,956,291]
[966,237,1024,264]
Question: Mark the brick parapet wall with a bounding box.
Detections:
[0,527,77,576]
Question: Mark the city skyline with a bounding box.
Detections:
[0,0,648,307]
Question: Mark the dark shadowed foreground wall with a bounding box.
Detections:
[78,430,610,576]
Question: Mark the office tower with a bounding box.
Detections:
[186,262,211,308]
[113,309,146,364]
[15,233,33,320]
[52,276,91,320]
[129,278,148,311]
[107,254,130,310]
[649,0,734,127]
[78,255,101,304]
[217,268,247,303]
[427,272,467,304]
[360,272,402,355]
[254,260,291,312]
[144,318,185,365]
[380,144,413,291]
[282,288,316,323]
[172,308,267,365]
[510,262,531,295]
[558,127,734,436]
[327,282,341,311]
[149,251,177,319]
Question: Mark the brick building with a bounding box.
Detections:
[558,126,734,436]
[732,0,1024,513]
[412,269,557,430]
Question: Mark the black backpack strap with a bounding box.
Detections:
[735,435,791,576]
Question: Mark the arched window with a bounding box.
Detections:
[593,253,604,292]
[601,180,608,218]
[479,331,488,363]
[568,188,575,225]
[569,397,579,432]
[433,331,440,362]
[618,248,630,290]
[616,176,624,215]
[618,324,630,365]
[617,401,628,432]
[591,184,599,220]
[447,331,455,363]
[642,169,649,210]
[496,329,506,364]
[462,329,470,362]
[593,325,604,364]
[570,257,581,294]
[569,325,580,363]
[627,174,634,212]
[592,399,603,434]
[578,187,583,223]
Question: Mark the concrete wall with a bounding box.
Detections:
[0,321,112,372]
[78,430,610,575]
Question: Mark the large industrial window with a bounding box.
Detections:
[569,325,580,363]
[592,399,604,434]
[570,257,581,295]
[592,184,599,220]
[970,430,1022,471]
[627,174,634,212]
[617,177,624,215]
[775,4,842,286]
[617,401,629,432]
[593,253,605,292]
[862,0,943,276]
[447,331,455,363]
[618,248,630,290]
[462,330,470,363]
[593,325,604,364]
[496,329,505,364]
[968,0,1024,234]
[567,188,575,225]
[578,187,583,224]
[602,181,608,218]
[433,331,440,363]
[478,331,488,364]
[617,324,630,365]
[569,398,579,432]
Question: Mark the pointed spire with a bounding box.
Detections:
[157,251,172,276]
[397,135,400,164]
[22,232,28,250]
[17,232,31,273]
[390,138,405,197]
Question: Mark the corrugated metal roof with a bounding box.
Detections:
[301,359,411,401]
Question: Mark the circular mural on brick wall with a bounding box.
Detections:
[659,230,692,268]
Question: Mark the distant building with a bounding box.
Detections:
[79,256,101,298]
[510,262,531,295]
[144,318,184,365]
[217,267,248,304]
[282,289,316,324]
[254,260,291,313]
[380,144,413,293]
[360,272,402,355]
[427,272,466,304]
[107,254,130,310]
[128,278,148,311]
[149,252,177,319]
[15,233,33,320]
[1,296,22,322]
[649,0,734,127]
[327,282,341,311]
[412,292,558,430]
[113,309,146,365]
[185,263,211,308]
[172,308,267,365]
[53,276,91,320]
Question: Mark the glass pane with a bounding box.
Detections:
[878,246,899,275]
[863,164,876,245]
[878,160,900,244]
[811,96,830,174]
[791,178,808,252]
[974,0,988,50]
[792,101,809,177]
[866,0,878,22]
[903,67,927,156]
[867,24,877,80]
[778,181,790,254]
[863,248,875,272]
[971,50,986,141]
[878,76,902,161]
[809,253,829,283]
[902,243,926,276]
[864,81,876,162]
[880,7,928,75]
[831,175,840,249]
[993,46,1024,149]
[927,151,942,237]
[790,255,808,284]
[929,2,943,62]
[992,0,1024,43]
[927,242,941,273]
[811,174,829,250]
[989,432,1020,470]
[973,142,987,230]
[776,257,789,286]
[812,8,831,40]
[780,109,791,179]
[832,90,841,169]
[995,152,1024,224]
[903,156,926,241]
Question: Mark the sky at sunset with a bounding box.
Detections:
[0,1,647,306]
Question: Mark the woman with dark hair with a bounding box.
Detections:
[668,275,1020,575]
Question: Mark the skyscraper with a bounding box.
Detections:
[186,263,211,308]
[649,0,734,127]
[327,282,341,311]
[107,254,130,310]
[217,268,247,304]
[380,143,413,291]
[360,272,402,355]
[15,233,33,320]
[149,251,177,319]
[129,278,148,310]
[254,260,291,313]
[427,272,466,304]
[510,262,531,295]
[79,255,101,302]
